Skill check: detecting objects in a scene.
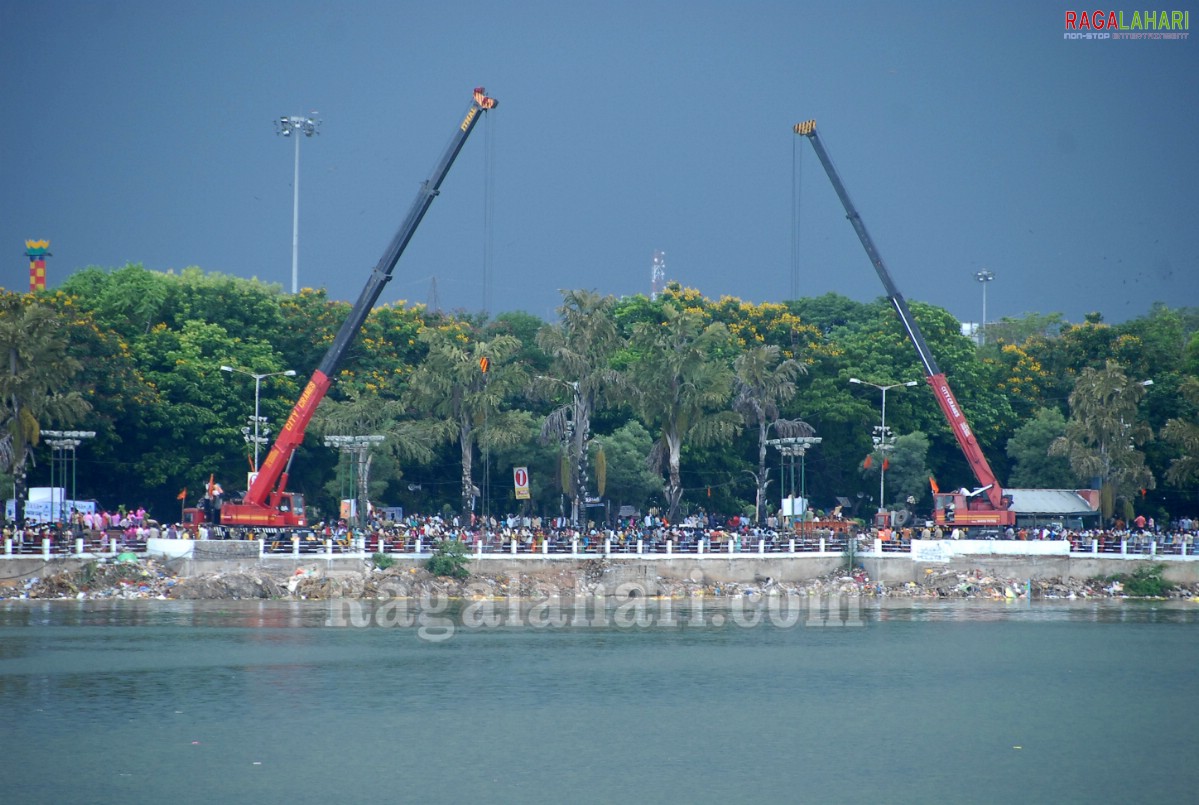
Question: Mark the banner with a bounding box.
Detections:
[513,466,530,500]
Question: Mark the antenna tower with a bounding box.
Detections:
[651,250,666,299]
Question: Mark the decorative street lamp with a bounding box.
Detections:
[767,435,822,529]
[975,269,995,346]
[849,378,918,517]
[41,429,95,524]
[324,434,386,529]
[276,113,320,294]
[220,366,296,473]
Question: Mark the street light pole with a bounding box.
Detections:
[975,269,995,346]
[221,366,296,473]
[849,378,917,516]
[276,114,320,294]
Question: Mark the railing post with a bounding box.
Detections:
[758,539,765,555]
[510,538,516,555]
[637,539,643,555]
[697,538,704,556]
[75,537,85,555]
[874,538,882,553]
[1120,539,1127,555]
[818,537,824,553]
[324,539,333,556]
[542,538,548,555]
[604,538,611,557]
[666,539,673,555]
[42,537,51,559]
[790,538,796,554]
[3,537,10,556]
[292,536,300,557]
[571,538,578,556]
[1151,540,1158,556]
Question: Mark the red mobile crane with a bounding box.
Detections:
[794,120,1015,530]
[203,88,497,533]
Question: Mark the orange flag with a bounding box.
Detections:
[176,488,188,501]
[929,476,940,495]
[863,455,873,469]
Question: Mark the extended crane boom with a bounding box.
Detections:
[794,120,1014,528]
[218,87,498,530]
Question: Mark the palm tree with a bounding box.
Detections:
[406,322,531,520]
[0,295,91,525]
[627,303,741,522]
[732,344,809,523]
[1050,359,1154,521]
[1162,377,1199,489]
[312,389,435,519]
[534,290,624,526]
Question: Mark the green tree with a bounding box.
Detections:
[1161,377,1199,491]
[1006,407,1078,489]
[406,321,531,518]
[594,420,662,518]
[0,294,91,524]
[866,431,931,511]
[534,290,624,526]
[732,344,808,523]
[311,390,434,518]
[1051,360,1154,521]
[625,303,741,521]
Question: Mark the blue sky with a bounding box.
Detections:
[2,1,1196,325]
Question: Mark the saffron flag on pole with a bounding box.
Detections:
[177,488,187,501]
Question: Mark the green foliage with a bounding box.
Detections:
[1110,564,1171,597]
[8,262,1197,525]
[1050,360,1155,517]
[425,538,470,580]
[624,301,741,521]
[1007,408,1078,488]
[372,552,395,570]
[0,293,92,521]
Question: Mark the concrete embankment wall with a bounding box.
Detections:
[5,547,1199,586]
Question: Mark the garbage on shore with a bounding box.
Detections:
[2,559,1198,602]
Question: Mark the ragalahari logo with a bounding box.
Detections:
[1064,9,1190,39]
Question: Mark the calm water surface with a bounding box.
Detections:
[1,598,1197,804]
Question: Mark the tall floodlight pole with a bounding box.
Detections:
[975,269,995,346]
[849,378,917,516]
[221,366,297,472]
[276,114,320,294]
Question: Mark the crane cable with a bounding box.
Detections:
[481,112,496,317]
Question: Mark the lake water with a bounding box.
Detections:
[1,597,1197,804]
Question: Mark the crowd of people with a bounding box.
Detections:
[5,504,1199,558]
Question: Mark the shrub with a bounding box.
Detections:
[372,552,395,570]
[425,538,470,580]
[1117,564,1171,597]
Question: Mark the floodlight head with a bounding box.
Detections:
[849,377,862,385]
[904,380,919,387]
[284,370,297,377]
[220,365,234,373]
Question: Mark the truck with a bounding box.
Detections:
[794,119,1016,530]
[189,87,498,534]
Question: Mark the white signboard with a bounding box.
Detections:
[513,466,530,500]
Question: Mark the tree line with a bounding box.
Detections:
[2,264,1197,527]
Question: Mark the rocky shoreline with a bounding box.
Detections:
[5,557,1199,602]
